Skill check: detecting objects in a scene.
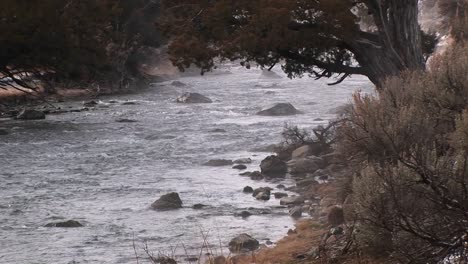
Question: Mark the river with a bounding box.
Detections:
[0,64,372,264]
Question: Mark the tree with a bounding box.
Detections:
[0,0,161,92]
[159,0,434,87]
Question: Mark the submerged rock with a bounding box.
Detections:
[193,203,207,209]
[16,109,45,120]
[234,158,252,164]
[257,103,301,116]
[203,159,233,166]
[122,101,138,105]
[235,211,252,218]
[171,80,187,87]
[83,100,98,107]
[151,192,183,210]
[45,220,83,228]
[176,92,212,104]
[115,118,137,123]
[232,164,247,170]
[260,156,287,176]
[228,234,260,253]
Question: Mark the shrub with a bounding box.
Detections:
[337,42,468,263]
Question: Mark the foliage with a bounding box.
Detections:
[159,0,433,86]
[337,42,468,263]
[0,0,161,91]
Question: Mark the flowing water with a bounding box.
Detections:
[0,64,372,264]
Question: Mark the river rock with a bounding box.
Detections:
[243,186,254,193]
[45,220,83,228]
[280,196,305,206]
[255,192,270,201]
[210,128,227,133]
[16,109,46,120]
[171,80,187,87]
[151,192,183,210]
[289,206,303,218]
[228,234,260,253]
[260,155,287,176]
[296,178,319,188]
[83,100,98,107]
[176,92,212,103]
[234,158,252,164]
[235,211,252,218]
[289,156,325,174]
[276,184,286,189]
[291,145,312,159]
[122,101,138,105]
[115,118,138,123]
[257,103,301,116]
[203,159,233,166]
[193,203,207,209]
[252,187,272,197]
[249,171,265,180]
[232,164,247,170]
[274,192,288,199]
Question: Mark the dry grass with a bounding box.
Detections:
[234,220,325,264]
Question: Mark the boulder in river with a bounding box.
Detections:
[253,187,272,201]
[232,164,247,170]
[45,220,83,228]
[203,159,233,166]
[228,233,260,253]
[289,206,303,218]
[260,156,287,176]
[243,186,254,193]
[257,103,301,116]
[176,92,212,104]
[151,192,183,210]
[16,109,46,120]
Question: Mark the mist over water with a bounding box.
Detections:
[0,64,372,264]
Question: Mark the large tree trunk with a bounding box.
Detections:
[349,0,426,87]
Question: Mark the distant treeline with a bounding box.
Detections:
[0,0,163,93]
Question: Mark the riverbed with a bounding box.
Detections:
[0,64,372,264]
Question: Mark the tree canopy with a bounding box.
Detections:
[0,0,161,92]
[159,0,437,86]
